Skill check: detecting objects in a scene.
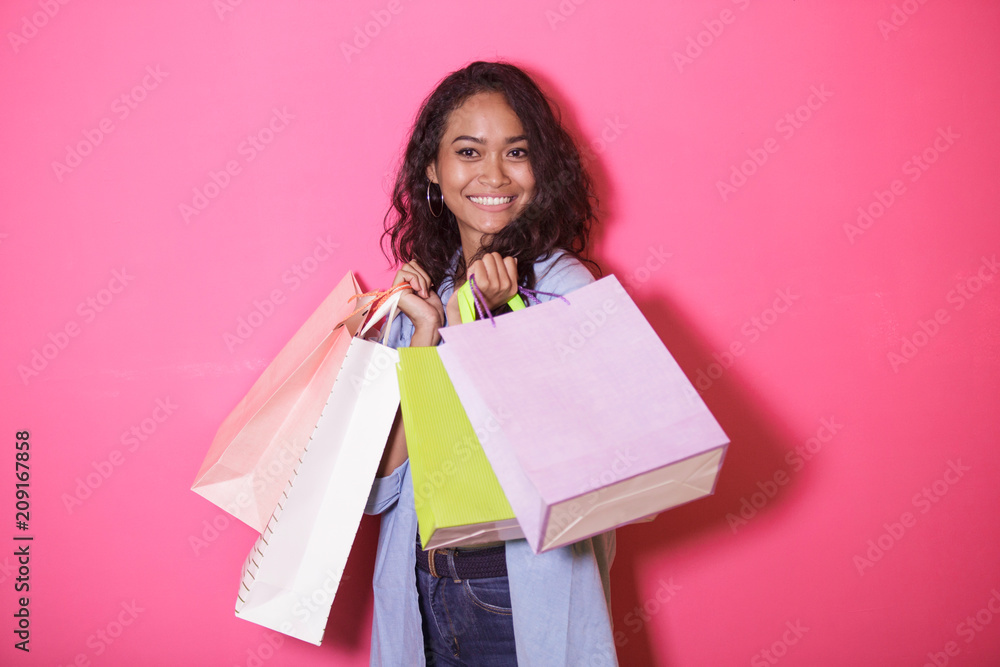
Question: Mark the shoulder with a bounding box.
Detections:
[533,250,596,299]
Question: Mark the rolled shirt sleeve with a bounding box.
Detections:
[364,459,409,515]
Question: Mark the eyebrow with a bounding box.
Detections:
[450,134,528,145]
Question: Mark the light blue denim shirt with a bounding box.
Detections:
[363,251,619,667]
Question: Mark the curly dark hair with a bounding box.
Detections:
[382,60,599,292]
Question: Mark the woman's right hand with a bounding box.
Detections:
[466,252,519,312]
[391,260,444,333]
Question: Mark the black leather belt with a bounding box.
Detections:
[415,543,507,579]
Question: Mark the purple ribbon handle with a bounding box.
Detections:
[468,275,571,328]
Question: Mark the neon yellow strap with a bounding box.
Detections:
[455,279,525,324]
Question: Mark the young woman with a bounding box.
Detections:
[365,61,618,667]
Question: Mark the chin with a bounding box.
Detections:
[478,219,515,235]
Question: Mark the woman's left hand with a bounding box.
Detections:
[391,260,445,331]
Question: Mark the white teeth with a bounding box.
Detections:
[470,196,514,206]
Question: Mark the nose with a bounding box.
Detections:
[478,154,509,188]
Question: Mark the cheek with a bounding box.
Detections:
[521,164,536,191]
[521,174,536,202]
[440,161,470,192]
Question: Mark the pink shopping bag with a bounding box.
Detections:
[437,275,729,553]
[191,272,368,532]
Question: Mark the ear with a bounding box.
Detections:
[425,162,438,185]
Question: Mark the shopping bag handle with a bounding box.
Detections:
[353,284,409,342]
[456,278,525,325]
[457,276,571,326]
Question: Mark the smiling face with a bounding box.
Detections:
[426,91,536,259]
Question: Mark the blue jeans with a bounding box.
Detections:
[415,556,518,666]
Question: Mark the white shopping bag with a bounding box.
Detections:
[234,298,401,645]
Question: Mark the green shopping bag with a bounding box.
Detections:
[399,282,525,549]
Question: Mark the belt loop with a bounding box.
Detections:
[446,550,460,581]
[427,548,440,578]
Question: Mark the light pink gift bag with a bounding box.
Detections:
[191,272,367,532]
[437,275,729,553]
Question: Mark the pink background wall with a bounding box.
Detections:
[2,1,998,665]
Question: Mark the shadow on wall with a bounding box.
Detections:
[524,66,802,665]
[320,515,380,652]
[599,283,800,666]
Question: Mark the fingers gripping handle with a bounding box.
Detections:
[456,277,526,325]
[455,278,570,326]
[356,284,408,342]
